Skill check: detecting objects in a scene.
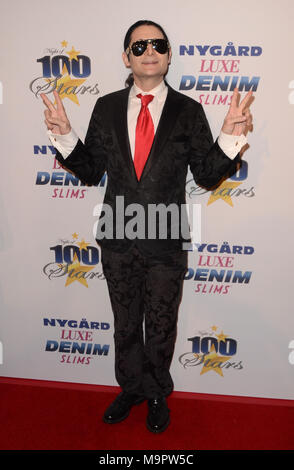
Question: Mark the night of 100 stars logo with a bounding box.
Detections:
[31,41,104,200]
[30,40,99,103]
[43,232,105,287]
[179,325,243,377]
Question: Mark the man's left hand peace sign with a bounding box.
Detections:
[221,87,253,136]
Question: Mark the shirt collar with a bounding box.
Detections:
[130,80,167,101]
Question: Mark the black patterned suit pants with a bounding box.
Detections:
[101,244,187,399]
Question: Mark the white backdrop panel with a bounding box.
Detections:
[0,0,293,400]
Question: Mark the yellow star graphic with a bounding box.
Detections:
[66,46,81,61]
[211,325,218,332]
[216,331,228,342]
[207,181,241,207]
[46,64,86,106]
[65,253,94,288]
[72,232,79,239]
[78,239,90,250]
[200,345,231,377]
[61,40,68,48]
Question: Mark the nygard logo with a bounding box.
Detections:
[34,146,106,199]
[185,241,254,295]
[43,317,110,366]
[179,42,261,105]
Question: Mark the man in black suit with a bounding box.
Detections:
[42,20,252,433]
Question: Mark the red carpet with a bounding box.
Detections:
[0,377,293,450]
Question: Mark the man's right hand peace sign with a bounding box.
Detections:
[41,90,71,135]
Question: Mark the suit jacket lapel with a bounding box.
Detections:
[112,84,182,183]
[140,85,182,181]
[112,87,138,180]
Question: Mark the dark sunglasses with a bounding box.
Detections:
[126,38,170,57]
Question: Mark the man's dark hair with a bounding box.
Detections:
[124,20,170,87]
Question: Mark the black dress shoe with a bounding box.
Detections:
[146,397,170,433]
[103,392,145,424]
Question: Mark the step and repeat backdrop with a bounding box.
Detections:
[0,0,293,400]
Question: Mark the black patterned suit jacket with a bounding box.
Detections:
[55,84,241,256]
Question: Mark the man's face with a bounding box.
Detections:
[122,25,171,86]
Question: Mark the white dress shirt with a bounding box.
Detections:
[127,81,168,157]
[48,81,247,160]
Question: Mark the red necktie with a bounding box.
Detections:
[134,93,154,180]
